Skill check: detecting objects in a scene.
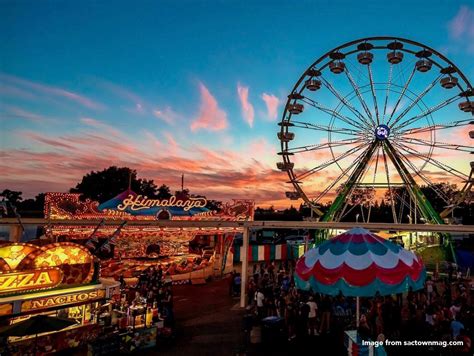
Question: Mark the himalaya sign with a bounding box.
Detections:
[118,194,207,212]
[98,190,210,217]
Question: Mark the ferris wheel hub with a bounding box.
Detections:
[375,124,390,140]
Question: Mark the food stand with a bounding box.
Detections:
[0,241,119,355]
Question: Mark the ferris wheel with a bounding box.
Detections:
[277,37,473,224]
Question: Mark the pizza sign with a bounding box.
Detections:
[0,242,95,296]
[0,269,63,294]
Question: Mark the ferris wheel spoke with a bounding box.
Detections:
[395,190,408,224]
[381,145,398,223]
[395,118,473,136]
[382,63,394,123]
[370,146,381,193]
[320,77,374,130]
[301,97,368,132]
[395,148,452,203]
[367,63,380,125]
[343,67,376,126]
[294,143,367,181]
[291,120,362,136]
[285,138,365,154]
[392,141,469,180]
[397,137,473,153]
[386,66,416,126]
[392,94,461,132]
[366,145,381,223]
[313,145,374,204]
[390,74,443,128]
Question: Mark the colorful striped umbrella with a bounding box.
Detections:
[295,227,426,297]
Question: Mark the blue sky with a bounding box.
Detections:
[1,1,473,206]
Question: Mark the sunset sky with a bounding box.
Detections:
[1,1,473,208]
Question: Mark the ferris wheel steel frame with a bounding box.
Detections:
[277,37,473,260]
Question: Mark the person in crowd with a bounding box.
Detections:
[319,295,331,334]
[426,276,434,304]
[306,296,318,336]
[286,297,297,341]
[451,317,464,339]
[357,314,371,340]
[234,273,242,296]
[254,288,265,319]
[229,270,236,296]
[450,301,462,320]
[456,328,471,355]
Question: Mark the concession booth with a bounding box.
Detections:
[0,241,119,355]
[43,190,254,284]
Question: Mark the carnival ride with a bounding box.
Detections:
[277,37,473,261]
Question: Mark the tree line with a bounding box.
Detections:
[1,166,472,223]
[0,166,221,217]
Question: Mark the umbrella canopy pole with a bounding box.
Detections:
[356,297,360,328]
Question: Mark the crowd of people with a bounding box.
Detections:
[233,261,472,354]
[117,265,175,328]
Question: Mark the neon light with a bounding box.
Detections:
[0,268,63,294]
[21,289,106,311]
[117,194,207,212]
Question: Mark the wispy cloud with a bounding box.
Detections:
[19,131,77,150]
[190,82,228,131]
[2,106,48,123]
[261,93,280,120]
[0,73,106,110]
[447,5,474,54]
[449,6,474,38]
[153,106,181,125]
[237,83,254,127]
[1,124,289,206]
[80,117,122,137]
[92,78,146,114]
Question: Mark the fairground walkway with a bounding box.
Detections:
[153,277,347,356]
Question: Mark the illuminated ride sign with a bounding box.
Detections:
[0,269,62,294]
[97,190,210,218]
[116,194,207,213]
[21,289,106,312]
[44,191,255,224]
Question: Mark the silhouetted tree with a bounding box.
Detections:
[17,193,46,217]
[156,184,172,199]
[0,189,23,206]
[70,166,158,202]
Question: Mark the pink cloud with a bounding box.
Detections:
[164,132,179,155]
[1,125,289,206]
[446,6,474,54]
[237,83,254,127]
[190,82,228,131]
[80,117,122,137]
[449,6,474,38]
[0,84,39,101]
[3,106,47,123]
[0,73,105,110]
[19,131,76,150]
[261,93,280,120]
[153,106,180,125]
[92,78,146,114]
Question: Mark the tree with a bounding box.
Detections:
[156,184,172,199]
[0,189,23,206]
[70,166,158,202]
[18,193,46,217]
